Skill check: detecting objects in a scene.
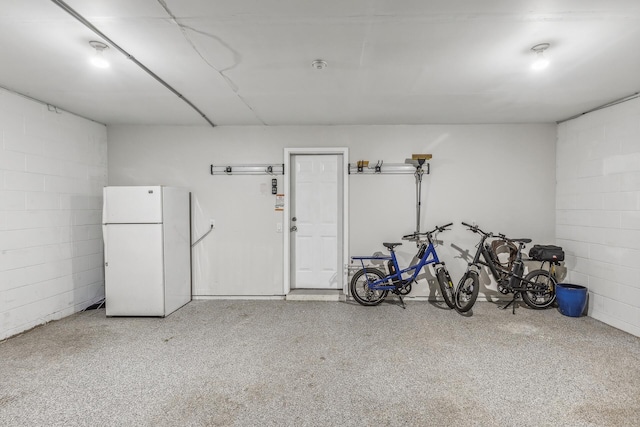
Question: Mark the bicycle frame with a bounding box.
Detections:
[351,238,443,291]
[468,234,509,286]
[456,222,558,313]
[466,229,550,293]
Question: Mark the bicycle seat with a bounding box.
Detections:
[510,238,532,244]
[383,242,403,250]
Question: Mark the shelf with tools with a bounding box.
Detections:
[348,154,431,175]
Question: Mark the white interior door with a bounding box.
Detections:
[291,154,342,289]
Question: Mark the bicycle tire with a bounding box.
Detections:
[350,268,389,306]
[521,269,556,309]
[455,271,480,313]
[436,267,456,309]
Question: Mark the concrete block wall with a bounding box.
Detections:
[557,96,640,337]
[0,89,107,341]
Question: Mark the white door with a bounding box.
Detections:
[290,154,342,289]
[104,223,165,316]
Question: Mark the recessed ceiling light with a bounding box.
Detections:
[311,59,327,70]
[89,40,110,68]
[531,43,550,71]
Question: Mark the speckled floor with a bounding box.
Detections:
[1,299,639,426]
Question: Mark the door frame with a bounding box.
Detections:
[283,147,349,295]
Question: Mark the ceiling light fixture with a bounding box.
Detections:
[531,43,550,71]
[89,40,110,68]
[311,59,327,70]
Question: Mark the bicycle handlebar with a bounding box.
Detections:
[461,221,491,237]
[402,222,453,241]
[461,222,530,244]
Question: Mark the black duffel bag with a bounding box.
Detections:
[528,244,565,262]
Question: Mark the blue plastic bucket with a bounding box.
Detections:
[556,283,588,317]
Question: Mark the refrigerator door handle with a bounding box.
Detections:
[102,224,108,268]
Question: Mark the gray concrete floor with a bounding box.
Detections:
[1,299,639,426]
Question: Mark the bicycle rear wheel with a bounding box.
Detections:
[350,268,388,306]
[521,269,556,309]
[455,271,479,313]
[436,267,456,309]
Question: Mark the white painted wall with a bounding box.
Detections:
[0,89,107,341]
[557,97,640,337]
[107,124,556,299]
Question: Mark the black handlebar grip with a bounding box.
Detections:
[461,222,473,227]
[441,222,454,228]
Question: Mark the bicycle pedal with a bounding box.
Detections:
[498,285,510,295]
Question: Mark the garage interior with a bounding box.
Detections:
[1,1,639,425]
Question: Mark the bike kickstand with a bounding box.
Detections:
[500,292,519,314]
[397,294,406,309]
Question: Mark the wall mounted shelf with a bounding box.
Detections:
[210,164,284,175]
[348,160,430,175]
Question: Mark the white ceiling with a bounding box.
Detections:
[1,0,639,126]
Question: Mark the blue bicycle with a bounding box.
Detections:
[350,223,455,308]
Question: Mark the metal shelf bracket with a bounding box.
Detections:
[210,164,285,175]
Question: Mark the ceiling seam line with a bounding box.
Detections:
[0,85,105,126]
[49,0,215,127]
[154,1,267,125]
[557,92,640,124]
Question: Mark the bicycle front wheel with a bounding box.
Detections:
[350,268,388,306]
[436,267,456,309]
[521,269,556,309]
[455,271,479,313]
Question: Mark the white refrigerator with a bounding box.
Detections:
[102,186,191,317]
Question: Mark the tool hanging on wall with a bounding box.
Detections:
[349,154,432,233]
[348,160,429,174]
[405,154,432,234]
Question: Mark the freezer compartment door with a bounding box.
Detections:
[104,224,165,316]
[103,186,163,224]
